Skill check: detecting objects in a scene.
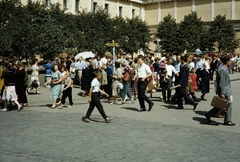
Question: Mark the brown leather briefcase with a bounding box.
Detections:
[210,96,230,111]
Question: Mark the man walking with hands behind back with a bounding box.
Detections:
[137,55,154,112]
[205,56,235,126]
[176,55,198,110]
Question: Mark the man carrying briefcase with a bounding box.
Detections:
[205,55,235,126]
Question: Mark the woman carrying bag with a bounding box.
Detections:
[118,67,134,105]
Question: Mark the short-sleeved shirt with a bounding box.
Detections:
[78,61,86,70]
[166,64,178,77]
[196,60,204,69]
[138,63,152,78]
[174,62,181,73]
[91,78,99,92]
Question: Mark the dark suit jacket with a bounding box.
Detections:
[210,59,218,71]
[178,64,189,88]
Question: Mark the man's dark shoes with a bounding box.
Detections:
[193,102,198,110]
[205,113,218,125]
[148,102,154,111]
[224,121,236,126]
[138,108,146,112]
[176,106,184,109]
[204,113,211,123]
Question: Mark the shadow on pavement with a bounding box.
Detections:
[192,117,220,126]
[121,107,139,112]
[194,110,207,116]
[81,117,107,123]
[164,105,177,109]
[149,98,162,102]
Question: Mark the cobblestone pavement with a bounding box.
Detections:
[1,110,240,162]
[1,73,240,162]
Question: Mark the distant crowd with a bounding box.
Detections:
[0,52,239,115]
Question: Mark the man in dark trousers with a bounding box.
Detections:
[210,55,218,79]
[176,55,198,110]
[137,55,154,112]
[205,55,235,126]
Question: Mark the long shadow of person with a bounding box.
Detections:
[192,117,220,126]
[121,107,139,112]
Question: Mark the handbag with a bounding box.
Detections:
[210,96,230,111]
[117,83,123,89]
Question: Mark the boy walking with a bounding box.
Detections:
[84,72,113,123]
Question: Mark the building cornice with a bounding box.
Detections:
[121,0,178,5]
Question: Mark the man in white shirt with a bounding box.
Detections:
[100,55,108,65]
[137,55,154,112]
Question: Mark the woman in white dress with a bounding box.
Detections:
[28,59,40,94]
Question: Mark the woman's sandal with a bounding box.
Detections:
[51,105,57,109]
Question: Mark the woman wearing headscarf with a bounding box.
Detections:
[199,62,212,101]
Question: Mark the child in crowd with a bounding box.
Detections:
[84,72,113,123]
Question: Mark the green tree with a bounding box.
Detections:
[0,0,19,57]
[110,16,151,55]
[125,17,151,54]
[0,1,151,59]
[48,3,78,56]
[156,14,181,55]
[209,15,239,52]
[178,11,204,52]
[21,2,66,60]
[74,8,113,55]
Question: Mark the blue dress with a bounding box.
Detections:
[51,71,62,99]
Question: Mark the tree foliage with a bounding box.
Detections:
[178,11,204,52]
[157,11,239,54]
[157,14,181,55]
[209,15,239,52]
[0,0,151,60]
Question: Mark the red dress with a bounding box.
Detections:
[190,73,198,91]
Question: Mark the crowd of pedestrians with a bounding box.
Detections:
[0,52,238,125]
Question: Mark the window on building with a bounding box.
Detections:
[119,6,122,17]
[75,0,80,12]
[93,2,97,13]
[132,9,135,18]
[63,0,68,9]
[45,0,50,7]
[104,4,109,13]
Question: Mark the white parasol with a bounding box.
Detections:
[75,52,95,60]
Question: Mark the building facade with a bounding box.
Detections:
[20,0,240,52]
